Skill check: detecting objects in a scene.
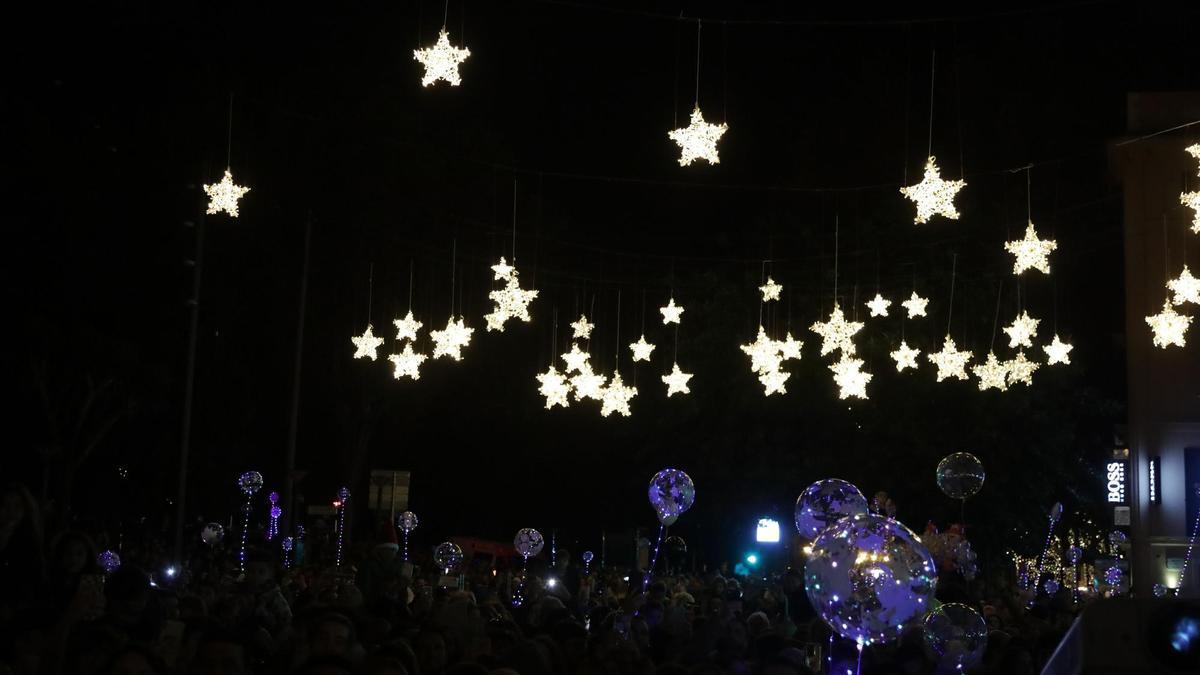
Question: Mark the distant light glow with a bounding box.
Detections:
[746,554,759,565]
[899,156,966,224]
[756,518,781,543]
[668,106,727,166]
[414,29,471,87]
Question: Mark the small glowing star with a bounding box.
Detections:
[1146,300,1192,348]
[972,352,1009,391]
[599,373,637,417]
[901,292,929,318]
[899,156,966,224]
[1043,335,1073,365]
[393,310,423,342]
[865,293,891,318]
[662,363,694,396]
[809,304,864,356]
[1005,350,1039,386]
[430,316,474,360]
[890,341,920,372]
[1168,265,1200,306]
[660,298,685,325]
[535,366,572,409]
[413,29,471,87]
[1002,311,1040,349]
[629,335,656,362]
[1004,222,1058,275]
[759,277,782,302]
[388,343,427,380]
[830,355,872,400]
[668,106,728,166]
[927,335,972,382]
[204,169,250,217]
[570,315,595,340]
[352,324,385,360]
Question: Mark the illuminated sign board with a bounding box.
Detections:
[1149,456,1161,504]
[1106,461,1127,504]
[756,518,781,543]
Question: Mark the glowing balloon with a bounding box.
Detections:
[1050,502,1064,523]
[397,511,419,533]
[282,537,294,552]
[935,453,985,500]
[1108,530,1127,547]
[97,550,122,574]
[922,602,987,671]
[803,513,938,645]
[793,479,869,541]
[1104,566,1122,586]
[1043,579,1060,595]
[1153,583,1168,597]
[1066,545,1082,564]
[270,506,282,519]
[582,551,594,563]
[514,528,545,559]
[268,491,279,504]
[648,468,696,526]
[665,535,687,555]
[433,541,464,570]
[201,522,225,545]
[237,471,263,495]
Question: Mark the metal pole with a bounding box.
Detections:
[283,212,312,538]
[173,203,205,563]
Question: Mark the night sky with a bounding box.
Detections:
[7,1,1198,563]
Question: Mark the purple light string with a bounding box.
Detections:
[1033,518,1060,596]
[403,530,410,562]
[642,524,665,593]
[267,491,280,540]
[335,491,348,569]
[827,635,833,674]
[1177,487,1200,593]
[513,557,529,607]
[239,496,251,574]
[856,642,864,675]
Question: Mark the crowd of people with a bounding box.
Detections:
[0,482,1084,675]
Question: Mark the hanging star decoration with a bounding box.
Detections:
[668,106,728,166]
[901,291,929,318]
[561,344,591,373]
[1043,335,1073,366]
[890,341,921,372]
[484,267,538,332]
[899,156,966,224]
[490,257,515,281]
[972,352,1010,391]
[1168,265,1200,306]
[1146,300,1193,348]
[570,315,595,340]
[779,333,804,361]
[660,298,685,324]
[535,366,572,409]
[1183,189,1200,234]
[830,355,872,400]
[204,169,250,217]
[759,277,783,302]
[430,316,474,360]
[393,310,423,342]
[1188,144,1200,175]
[1004,222,1058,275]
[1005,350,1040,386]
[758,369,790,396]
[629,335,656,362]
[865,293,891,318]
[600,373,637,417]
[388,343,428,380]
[1003,311,1041,349]
[413,28,471,87]
[740,327,784,375]
[927,335,972,382]
[662,363,694,396]
[809,304,864,356]
[570,364,608,401]
[351,324,385,361]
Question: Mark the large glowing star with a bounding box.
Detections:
[535,366,571,409]
[662,363,693,396]
[830,355,871,400]
[570,315,595,340]
[393,310,423,342]
[629,335,655,362]
[660,298,685,324]
[600,373,637,417]
[204,169,250,217]
[927,335,972,382]
[1005,351,1039,386]
[1169,265,1200,306]
[759,277,782,302]
[901,291,929,318]
[351,324,385,360]
[865,293,891,318]
[890,341,920,372]
[1004,222,1058,275]
[430,316,474,361]
[972,352,1009,391]
[899,156,966,224]
[560,344,591,373]
[758,369,790,396]
[388,344,427,380]
[570,364,607,401]
[485,274,538,332]
[668,106,728,166]
[1043,335,1073,365]
[809,304,864,356]
[413,29,471,87]
[1002,311,1040,349]
[740,326,783,374]
[1146,300,1192,348]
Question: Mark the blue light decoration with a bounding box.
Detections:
[745,553,759,565]
[1033,502,1064,596]
[582,550,594,575]
[512,527,545,607]
[644,468,696,592]
[1150,456,1161,504]
[1104,565,1123,587]
[236,471,263,574]
[396,511,419,562]
[433,541,464,575]
[335,487,350,569]
[281,536,294,570]
[97,550,122,574]
[793,479,869,542]
[267,491,281,540]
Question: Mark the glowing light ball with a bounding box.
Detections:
[935,453,985,500]
[1108,530,1128,547]
[1153,583,1168,597]
[803,513,938,646]
[237,471,263,496]
[514,528,545,559]
[433,541,464,571]
[648,468,696,526]
[1066,545,1082,564]
[1043,579,1060,595]
[270,506,282,519]
[97,550,122,574]
[582,551,594,563]
[201,523,225,545]
[793,479,869,542]
[337,486,351,501]
[1104,566,1123,586]
[397,511,419,533]
[282,537,294,552]
[268,491,279,504]
[922,602,987,671]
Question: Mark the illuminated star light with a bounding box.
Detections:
[561,344,591,373]
[413,29,471,87]
[570,315,595,340]
[535,366,572,409]
[759,277,783,302]
[830,355,872,400]
[758,369,790,396]
[393,310,423,342]
[1043,335,1073,365]
[204,169,250,217]
[430,316,474,361]
[570,364,607,401]
[779,333,803,361]
[1182,190,1200,234]
[865,293,891,318]
[600,373,637,417]
[1168,265,1200,306]
[972,352,1010,391]
[629,335,656,362]
[1003,311,1041,349]
[1187,144,1200,176]
[1005,350,1040,386]
[660,298,685,324]
[927,335,972,382]
[1004,222,1058,275]
[491,257,515,281]
[668,106,728,166]
[485,274,538,332]
[809,304,864,356]
[901,291,929,318]
[662,363,694,396]
[352,324,385,360]
[899,156,966,224]
[388,343,428,380]
[1146,300,1193,348]
[740,326,783,375]
[890,341,921,372]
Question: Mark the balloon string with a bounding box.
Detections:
[643,524,665,593]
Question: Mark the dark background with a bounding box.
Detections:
[7,1,1196,564]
